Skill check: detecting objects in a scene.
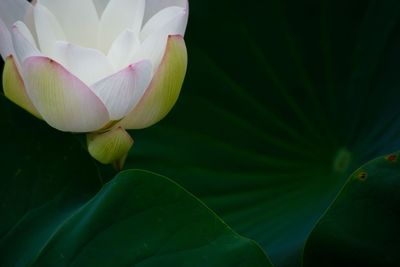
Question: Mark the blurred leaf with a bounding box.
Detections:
[125,0,400,266]
[0,93,109,265]
[303,152,400,266]
[0,94,106,241]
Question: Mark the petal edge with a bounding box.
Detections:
[120,35,187,129]
[91,60,153,121]
[2,55,42,119]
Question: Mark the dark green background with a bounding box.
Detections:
[1,0,400,266]
[127,0,400,265]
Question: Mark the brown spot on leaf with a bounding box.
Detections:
[356,171,368,181]
[386,154,397,162]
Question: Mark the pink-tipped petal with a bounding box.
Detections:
[91,60,152,121]
[2,55,42,119]
[120,35,187,129]
[23,56,110,132]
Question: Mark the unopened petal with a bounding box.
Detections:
[120,35,187,129]
[38,0,99,48]
[87,127,133,169]
[99,0,145,52]
[2,55,41,119]
[23,56,110,132]
[91,60,152,120]
[52,41,114,86]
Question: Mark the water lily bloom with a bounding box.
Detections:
[0,0,188,167]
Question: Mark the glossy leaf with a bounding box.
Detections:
[27,170,273,267]
[303,152,400,267]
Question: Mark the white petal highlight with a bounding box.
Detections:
[23,56,110,132]
[121,35,187,129]
[92,60,152,120]
[99,0,145,53]
[33,3,66,56]
[107,29,140,70]
[52,42,114,85]
[38,0,99,48]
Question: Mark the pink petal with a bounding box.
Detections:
[23,56,110,132]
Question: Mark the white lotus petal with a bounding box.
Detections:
[23,56,110,132]
[92,60,152,120]
[38,0,99,48]
[141,6,187,41]
[0,18,13,59]
[99,0,145,52]
[121,35,187,129]
[2,55,42,119]
[130,33,166,71]
[132,6,187,69]
[52,42,114,85]
[33,3,66,56]
[93,0,110,16]
[107,29,140,70]
[11,21,41,64]
[0,0,34,29]
[143,0,188,24]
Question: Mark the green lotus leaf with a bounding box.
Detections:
[303,152,400,267]
[125,0,400,266]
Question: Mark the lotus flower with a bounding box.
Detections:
[0,0,188,167]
